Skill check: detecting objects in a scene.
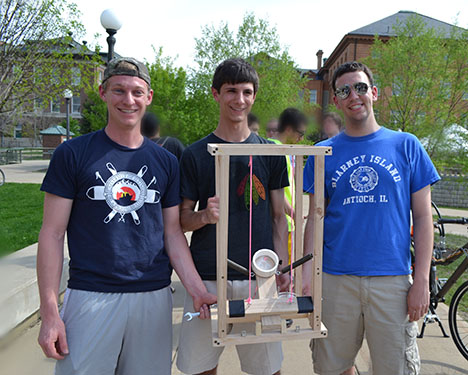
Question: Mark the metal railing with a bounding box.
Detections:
[0,147,55,165]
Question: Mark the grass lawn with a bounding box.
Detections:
[435,233,468,313]
[0,183,44,257]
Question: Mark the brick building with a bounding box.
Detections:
[302,10,460,115]
[2,37,113,147]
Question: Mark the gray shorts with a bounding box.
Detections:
[312,273,420,375]
[55,287,172,375]
[176,280,283,375]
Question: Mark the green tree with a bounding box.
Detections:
[189,13,313,139]
[80,87,106,134]
[58,117,80,137]
[146,47,192,145]
[0,0,99,137]
[364,15,468,171]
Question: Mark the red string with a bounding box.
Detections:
[247,155,253,304]
[289,155,295,303]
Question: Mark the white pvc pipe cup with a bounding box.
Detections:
[252,249,279,278]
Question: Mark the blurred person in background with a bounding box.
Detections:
[141,112,185,160]
[248,113,260,135]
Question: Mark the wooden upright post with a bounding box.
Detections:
[293,155,304,295]
[312,155,325,331]
[215,154,230,338]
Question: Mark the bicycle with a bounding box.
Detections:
[0,167,4,186]
[415,202,468,361]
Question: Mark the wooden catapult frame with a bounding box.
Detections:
[207,143,332,346]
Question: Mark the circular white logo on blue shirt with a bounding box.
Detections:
[349,166,379,193]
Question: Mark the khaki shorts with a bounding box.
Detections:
[311,273,420,375]
[55,287,172,375]
[176,280,283,375]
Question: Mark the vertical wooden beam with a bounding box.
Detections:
[216,154,230,338]
[312,155,325,331]
[294,155,304,295]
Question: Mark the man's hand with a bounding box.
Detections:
[192,291,217,320]
[276,272,291,292]
[201,196,219,225]
[38,316,69,360]
[407,279,429,322]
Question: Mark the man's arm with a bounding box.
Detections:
[284,196,294,220]
[270,188,290,291]
[163,205,217,318]
[179,197,219,232]
[302,193,315,296]
[408,185,433,322]
[37,193,73,360]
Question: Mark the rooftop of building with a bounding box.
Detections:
[349,10,463,38]
[39,125,75,136]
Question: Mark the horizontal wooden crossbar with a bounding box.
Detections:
[207,143,332,156]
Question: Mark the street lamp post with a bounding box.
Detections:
[63,89,73,141]
[100,9,122,63]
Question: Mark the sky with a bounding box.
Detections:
[72,0,468,70]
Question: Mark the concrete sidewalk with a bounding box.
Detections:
[0,241,467,375]
[1,276,467,374]
[1,159,49,184]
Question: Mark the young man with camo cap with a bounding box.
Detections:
[37,57,216,375]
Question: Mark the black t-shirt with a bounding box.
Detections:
[154,136,185,161]
[180,132,288,280]
[41,130,181,293]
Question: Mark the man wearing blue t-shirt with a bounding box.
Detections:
[303,62,440,375]
[36,57,216,375]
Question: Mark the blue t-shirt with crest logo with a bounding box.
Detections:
[304,127,440,276]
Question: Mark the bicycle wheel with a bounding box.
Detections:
[449,280,468,360]
[0,168,4,186]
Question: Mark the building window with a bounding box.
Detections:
[72,67,81,86]
[309,89,317,104]
[51,67,60,85]
[14,124,22,138]
[50,98,61,113]
[72,96,81,113]
[34,97,45,112]
[98,71,103,83]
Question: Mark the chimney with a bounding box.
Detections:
[316,50,324,70]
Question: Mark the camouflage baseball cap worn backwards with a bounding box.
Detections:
[103,57,151,86]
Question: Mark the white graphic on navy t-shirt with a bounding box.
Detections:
[86,162,161,225]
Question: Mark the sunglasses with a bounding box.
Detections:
[335,82,370,100]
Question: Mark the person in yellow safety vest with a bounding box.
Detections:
[268,107,307,261]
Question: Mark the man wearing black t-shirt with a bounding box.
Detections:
[176,58,290,375]
[141,112,185,160]
[37,57,215,375]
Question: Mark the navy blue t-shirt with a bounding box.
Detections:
[41,129,181,293]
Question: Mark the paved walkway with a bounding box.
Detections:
[1,160,49,184]
[1,271,467,374]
